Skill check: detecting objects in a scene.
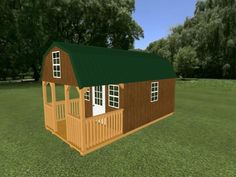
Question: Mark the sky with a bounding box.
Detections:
[133,0,197,49]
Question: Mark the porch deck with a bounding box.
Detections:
[57,120,67,140]
[44,99,124,155]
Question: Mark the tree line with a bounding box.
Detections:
[146,0,236,79]
[0,0,143,81]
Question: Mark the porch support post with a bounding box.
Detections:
[64,85,70,115]
[77,87,86,152]
[42,81,47,104]
[42,81,47,127]
[64,85,70,139]
[50,82,57,132]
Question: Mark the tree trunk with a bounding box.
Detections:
[32,65,40,81]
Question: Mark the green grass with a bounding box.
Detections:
[0,79,235,177]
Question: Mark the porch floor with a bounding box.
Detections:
[56,120,67,140]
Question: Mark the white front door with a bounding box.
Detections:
[92,85,106,116]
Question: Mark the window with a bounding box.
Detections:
[84,88,90,101]
[108,85,119,108]
[151,82,159,102]
[94,86,103,105]
[52,51,61,78]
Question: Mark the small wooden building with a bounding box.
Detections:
[41,42,176,155]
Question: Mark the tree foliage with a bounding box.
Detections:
[174,46,199,78]
[146,0,236,79]
[0,0,143,80]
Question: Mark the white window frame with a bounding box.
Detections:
[84,88,90,101]
[108,84,119,109]
[151,81,159,102]
[52,51,61,78]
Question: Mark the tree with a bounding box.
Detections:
[222,63,231,78]
[0,0,144,81]
[146,38,171,60]
[173,46,199,78]
[0,0,19,80]
[146,0,236,79]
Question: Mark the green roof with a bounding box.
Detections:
[44,42,176,88]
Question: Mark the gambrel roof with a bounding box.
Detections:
[43,42,176,88]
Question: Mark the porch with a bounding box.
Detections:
[42,81,123,155]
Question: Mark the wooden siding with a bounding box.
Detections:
[85,87,92,117]
[85,79,175,133]
[122,78,175,133]
[42,47,78,86]
[85,85,122,118]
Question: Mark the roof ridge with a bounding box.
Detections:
[53,41,162,58]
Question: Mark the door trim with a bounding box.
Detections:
[92,85,106,116]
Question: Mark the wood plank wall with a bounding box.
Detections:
[42,47,78,86]
[84,85,124,117]
[122,79,175,133]
[85,79,175,133]
[85,88,92,117]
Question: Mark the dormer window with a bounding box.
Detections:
[52,51,61,78]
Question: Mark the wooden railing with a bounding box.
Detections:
[55,99,79,121]
[69,98,79,117]
[85,109,123,149]
[45,97,124,152]
[66,114,81,148]
[44,103,55,130]
[55,100,65,121]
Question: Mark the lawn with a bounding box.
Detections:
[0,79,235,177]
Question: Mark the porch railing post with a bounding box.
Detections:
[42,81,47,104]
[121,109,124,134]
[77,87,86,152]
[64,85,70,139]
[50,82,57,132]
[64,85,70,115]
[42,81,47,127]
